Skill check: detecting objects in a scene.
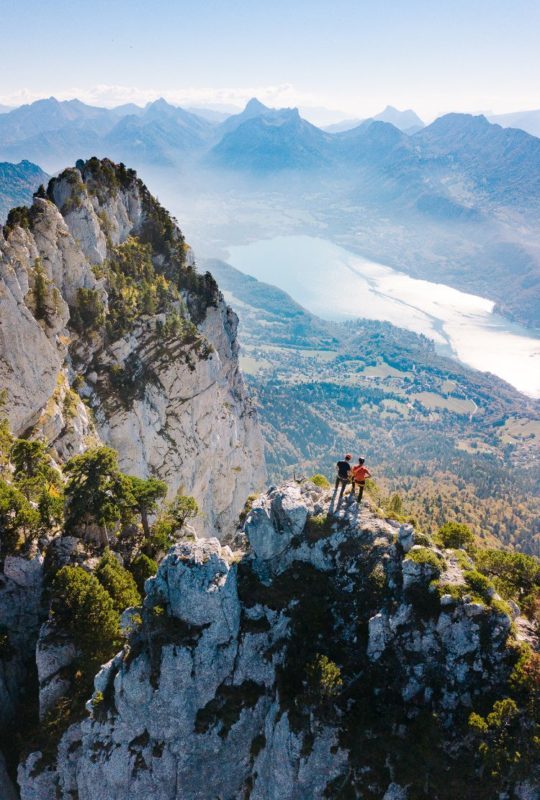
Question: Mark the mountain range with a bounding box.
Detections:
[1,96,540,327]
[488,108,540,139]
[324,105,425,133]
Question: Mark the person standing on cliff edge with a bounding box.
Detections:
[334,454,352,500]
[351,457,371,503]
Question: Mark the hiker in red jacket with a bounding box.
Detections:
[351,457,371,502]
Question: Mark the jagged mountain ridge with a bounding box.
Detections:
[0,158,265,537]
[14,481,540,799]
[0,98,214,171]
[325,105,425,134]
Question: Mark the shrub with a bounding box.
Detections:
[3,205,31,234]
[143,520,174,559]
[0,479,40,555]
[310,474,330,488]
[306,654,343,700]
[127,475,167,537]
[95,549,141,613]
[464,570,495,602]
[38,487,64,530]
[510,648,540,720]
[31,260,51,322]
[239,493,258,524]
[469,699,522,778]
[405,547,443,575]
[51,566,121,675]
[129,553,158,594]
[475,549,540,613]
[64,446,135,535]
[413,531,433,547]
[143,495,199,557]
[438,521,475,551]
[167,494,199,529]
[71,287,105,333]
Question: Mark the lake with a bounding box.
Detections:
[226,235,540,398]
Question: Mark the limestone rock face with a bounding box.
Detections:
[0,556,44,729]
[0,159,265,535]
[18,483,536,799]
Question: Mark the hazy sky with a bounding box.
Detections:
[2,0,539,121]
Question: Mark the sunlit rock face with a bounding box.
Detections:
[18,482,534,800]
[0,159,265,538]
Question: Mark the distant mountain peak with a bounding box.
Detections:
[372,105,424,131]
[244,97,270,113]
[147,97,172,110]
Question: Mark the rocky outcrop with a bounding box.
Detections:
[0,556,44,729]
[0,159,265,536]
[18,484,537,799]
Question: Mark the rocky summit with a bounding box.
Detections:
[0,158,265,538]
[14,482,539,799]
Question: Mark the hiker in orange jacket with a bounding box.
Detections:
[351,457,371,502]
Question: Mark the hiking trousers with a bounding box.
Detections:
[334,477,349,498]
[352,480,366,501]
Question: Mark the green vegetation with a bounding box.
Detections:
[11,438,59,501]
[469,648,540,784]
[51,566,121,677]
[129,553,158,594]
[126,475,167,537]
[163,493,198,529]
[226,275,540,555]
[438,521,475,550]
[310,473,330,488]
[306,654,343,700]
[64,446,134,536]
[95,549,141,614]
[0,480,39,556]
[239,493,258,524]
[0,431,65,554]
[3,205,31,234]
[0,391,13,480]
[475,548,540,619]
[464,569,495,602]
[404,546,443,574]
[71,287,105,333]
[31,259,51,323]
[144,494,199,557]
[104,236,180,338]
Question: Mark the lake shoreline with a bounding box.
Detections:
[226,234,540,399]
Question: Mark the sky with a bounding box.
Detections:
[1,0,539,122]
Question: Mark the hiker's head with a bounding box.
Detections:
[358,457,365,465]
[345,454,352,461]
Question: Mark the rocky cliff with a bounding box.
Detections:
[0,158,265,538]
[16,483,539,799]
